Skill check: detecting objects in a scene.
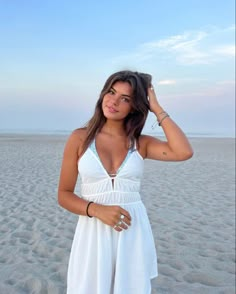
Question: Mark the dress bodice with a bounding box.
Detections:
[78,142,144,199]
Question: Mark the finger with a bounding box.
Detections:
[119,221,128,230]
[113,225,122,232]
[119,214,131,226]
[148,85,155,93]
[120,209,132,221]
[121,216,131,226]
[115,220,128,230]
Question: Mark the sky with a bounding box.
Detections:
[0,0,235,136]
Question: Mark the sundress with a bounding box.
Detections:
[67,140,158,294]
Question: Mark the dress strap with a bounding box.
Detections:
[89,140,99,159]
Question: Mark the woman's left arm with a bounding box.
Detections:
[142,86,194,161]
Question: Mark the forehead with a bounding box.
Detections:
[111,81,133,96]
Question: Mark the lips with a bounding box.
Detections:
[107,106,118,113]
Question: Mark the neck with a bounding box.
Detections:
[101,120,126,137]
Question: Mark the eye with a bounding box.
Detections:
[121,97,130,103]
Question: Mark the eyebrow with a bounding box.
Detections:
[111,87,132,99]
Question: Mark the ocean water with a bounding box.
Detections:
[0,128,235,138]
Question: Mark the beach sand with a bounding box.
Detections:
[0,134,235,294]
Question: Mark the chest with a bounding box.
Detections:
[95,139,129,174]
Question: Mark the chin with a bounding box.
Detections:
[104,113,126,121]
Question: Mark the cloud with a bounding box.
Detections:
[218,80,235,86]
[141,31,209,64]
[196,80,235,98]
[213,45,235,57]
[112,25,235,66]
[158,80,177,85]
[162,79,235,102]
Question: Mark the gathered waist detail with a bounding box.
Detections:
[81,191,141,205]
[81,178,141,195]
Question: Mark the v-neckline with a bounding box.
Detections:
[93,139,131,178]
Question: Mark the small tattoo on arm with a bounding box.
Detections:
[163,152,167,156]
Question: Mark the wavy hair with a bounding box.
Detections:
[81,70,152,154]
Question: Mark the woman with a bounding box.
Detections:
[58,70,193,294]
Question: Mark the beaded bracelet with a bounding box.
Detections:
[158,114,170,126]
[157,111,167,117]
[86,201,94,218]
[151,111,170,129]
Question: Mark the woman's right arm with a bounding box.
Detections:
[58,129,90,215]
[58,130,132,231]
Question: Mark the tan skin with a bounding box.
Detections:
[58,81,193,232]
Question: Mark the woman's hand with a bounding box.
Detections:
[143,85,193,162]
[147,85,163,114]
[88,203,132,232]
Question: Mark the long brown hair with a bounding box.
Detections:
[81,70,152,154]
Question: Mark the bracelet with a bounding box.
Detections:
[157,111,167,118]
[151,111,169,129]
[158,114,170,126]
[86,201,94,218]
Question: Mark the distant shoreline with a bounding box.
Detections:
[0,130,235,139]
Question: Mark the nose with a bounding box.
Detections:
[111,94,120,106]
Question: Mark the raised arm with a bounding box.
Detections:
[139,86,194,161]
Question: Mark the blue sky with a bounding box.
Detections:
[0,0,235,136]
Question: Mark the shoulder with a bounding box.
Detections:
[71,128,87,141]
[66,128,87,144]
[137,134,163,158]
[64,128,88,157]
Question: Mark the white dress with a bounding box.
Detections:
[67,141,158,294]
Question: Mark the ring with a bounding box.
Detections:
[117,221,122,225]
[120,214,125,220]
[150,87,154,90]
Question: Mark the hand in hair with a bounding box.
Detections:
[147,86,163,114]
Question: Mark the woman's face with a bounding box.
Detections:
[102,81,133,121]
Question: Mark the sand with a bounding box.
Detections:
[0,134,235,294]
